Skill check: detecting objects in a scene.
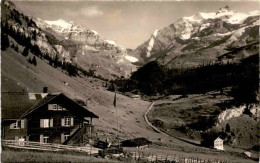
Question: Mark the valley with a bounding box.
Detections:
[2,47,258,162]
[1,0,259,162]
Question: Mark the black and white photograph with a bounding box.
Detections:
[1,0,259,162]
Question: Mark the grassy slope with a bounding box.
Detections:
[147,92,259,160]
[146,92,232,144]
[1,48,163,142]
[2,148,119,163]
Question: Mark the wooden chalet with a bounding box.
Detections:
[1,92,98,146]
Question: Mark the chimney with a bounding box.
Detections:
[43,87,48,93]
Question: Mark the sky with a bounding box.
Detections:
[14,1,259,49]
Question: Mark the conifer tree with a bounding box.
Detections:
[22,46,29,56]
[32,56,37,66]
[28,57,32,64]
[14,45,19,52]
[1,33,10,51]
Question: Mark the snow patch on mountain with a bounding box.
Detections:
[146,29,158,57]
[105,40,116,46]
[91,30,98,35]
[199,23,210,31]
[198,12,216,20]
[44,19,72,28]
[183,15,202,23]
[125,55,139,63]
[249,10,260,16]
[214,32,232,37]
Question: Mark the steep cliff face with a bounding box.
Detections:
[1,0,68,61]
[217,104,259,125]
[131,6,260,67]
[34,18,125,53]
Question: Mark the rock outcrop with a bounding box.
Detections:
[34,18,125,53]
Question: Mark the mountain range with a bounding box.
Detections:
[3,0,259,78]
[130,5,259,68]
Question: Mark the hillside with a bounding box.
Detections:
[1,0,136,80]
[1,45,149,142]
[147,91,259,150]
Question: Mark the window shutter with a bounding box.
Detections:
[18,120,21,129]
[10,123,14,129]
[48,104,53,110]
[40,134,43,143]
[61,118,65,126]
[50,118,53,127]
[21,120,25,129]
[61,133,64,143]
[70,117,74,126]
[40,119,44,128]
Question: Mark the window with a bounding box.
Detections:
[48,104,66,111]
[65,118,70,126]
[43,119,49,128]
[64,134,70,140]
[10,120,24,129]
[40,118,53,128]
[61,117,73,127]
[43,136,49,143]
[14,121,20,129]
[58,105,63,110]
[53,104,57,110]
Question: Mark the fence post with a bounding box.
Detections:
[89,145,92,156]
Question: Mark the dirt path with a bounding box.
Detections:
[144,101,201,146]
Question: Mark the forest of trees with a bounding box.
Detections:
[111,54,259,105]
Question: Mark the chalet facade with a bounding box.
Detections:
[214,137,224,150]
[1,92,98,145]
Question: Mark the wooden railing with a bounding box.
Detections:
[2,140,100,154]
[130,151,227,163]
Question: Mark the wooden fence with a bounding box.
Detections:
[130,151,227,163]
[2,140,101,155]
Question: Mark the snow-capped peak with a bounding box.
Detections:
[182,6,260,26]
[216,5,231,15]
[44,19,72,29]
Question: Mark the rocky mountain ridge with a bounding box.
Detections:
[2,0,136,79]
[130,6,260,67]
[34,18,126,53]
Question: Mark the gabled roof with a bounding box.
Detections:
[1,92,47,119]
[214,137,223,142]
[20,93,59,118]
[2,92,98,119]
[20,93,98,119]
